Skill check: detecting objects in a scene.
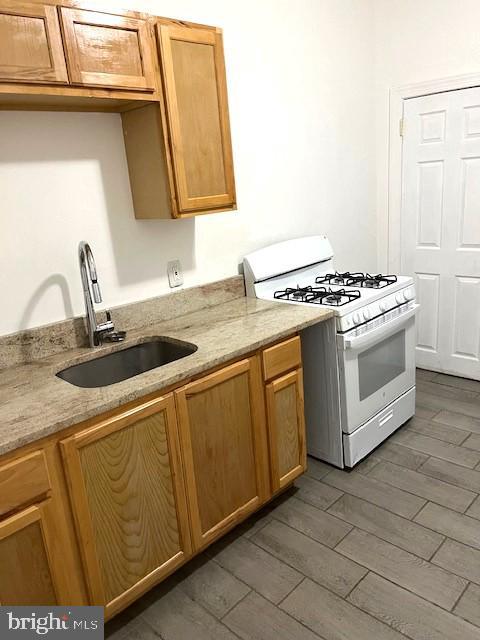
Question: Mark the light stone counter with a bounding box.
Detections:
[0,290,333,457]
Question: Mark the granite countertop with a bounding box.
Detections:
[0,297,333,457]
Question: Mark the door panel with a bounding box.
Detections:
[460,157,480,247]
[266,369,306,491]
[402,88,480,379]
[453,276,480,359]
[0,505,58,605]
[0,1,68,83]
[157,24,236,213]
[61,394,191,617]
[175,358,269,549]
[415,273,440,353]
[60,8,156,91]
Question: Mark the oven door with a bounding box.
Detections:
[337,304,419,434]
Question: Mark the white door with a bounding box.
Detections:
[401,88,480,380]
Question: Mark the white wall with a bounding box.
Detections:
[373,0,480,271]
[0,0,376,336]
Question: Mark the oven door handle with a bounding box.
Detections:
[340,304,420,351]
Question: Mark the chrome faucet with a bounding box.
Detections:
[78,241,126,347]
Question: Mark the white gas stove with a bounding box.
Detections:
[244,236,419,468]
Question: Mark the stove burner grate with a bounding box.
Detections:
[274,286,361,307]
[316,272,397,289]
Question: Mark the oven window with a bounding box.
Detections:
[358,330,406,401]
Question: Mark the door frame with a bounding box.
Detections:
[386,72,480,273]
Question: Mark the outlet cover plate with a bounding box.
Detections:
[167,260,183,288]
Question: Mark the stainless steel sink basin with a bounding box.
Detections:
[56,338,198,388]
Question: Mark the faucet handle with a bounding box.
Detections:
[95,308,127,344]
[102,330,127,343]
[96,309,114,335]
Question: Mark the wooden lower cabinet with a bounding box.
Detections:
[266,368,307,491]
[60,394,191,618]
[0,335,308,616]
[175,357,270,549]
[0,444,84,606]
[0,504,58,605]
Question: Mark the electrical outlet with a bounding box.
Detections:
[167,260,183,288]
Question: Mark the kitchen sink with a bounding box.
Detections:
[56,338,198,388]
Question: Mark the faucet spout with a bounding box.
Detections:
[78,241,125,347]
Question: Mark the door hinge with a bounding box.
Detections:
[399,117,405,137]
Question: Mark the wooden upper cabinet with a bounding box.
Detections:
[0,1,68,83]
[61,394,191,618]
[175,357,269,550]
[157,24,236,213]
[59,7,156,91]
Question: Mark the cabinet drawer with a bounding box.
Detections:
[262,336,301,381]
[0,451,51,517]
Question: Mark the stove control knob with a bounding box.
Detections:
[395,293,404,305]
[363,309,371,321]
[353,312,362,325]
[403,288,413,301]
[379,301,387,312]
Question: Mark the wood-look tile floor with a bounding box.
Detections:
[106,370,480,640]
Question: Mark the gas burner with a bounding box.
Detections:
[292,288,309,298]
[316,272,397,289]
[322,288,362,306]
[325,293,342,304]
[349,273,398,289]
[274,286,361,307]
[274,286,324,304]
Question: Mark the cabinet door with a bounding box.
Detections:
[0,1,68,83]
[61,394,191,618]
[157,24,236,214]
[266,369,307,492]
[0,504,58,605]
[175,357,270,549]
[59,8,156,91]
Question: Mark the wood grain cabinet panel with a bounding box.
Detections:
[157,24,236,214]
[0,1,68,83]
[262,336,302,381]
[61,394,191,617]
[175,357,270,549]
[0,505,58,605]
[266,368,307,492]
[59,7,156,91]
[0,450,51,518]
